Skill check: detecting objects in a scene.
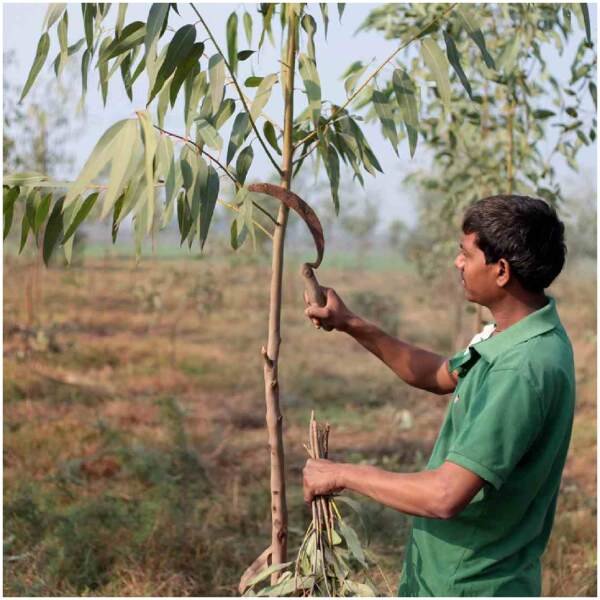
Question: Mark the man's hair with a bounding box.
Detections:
[462,195,566,293]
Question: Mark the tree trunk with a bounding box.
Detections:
[262,12,298,581]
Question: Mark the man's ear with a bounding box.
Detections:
[496,258,511,287]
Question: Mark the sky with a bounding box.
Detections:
[3,2,598,230]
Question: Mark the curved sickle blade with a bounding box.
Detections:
[247,182,324,269]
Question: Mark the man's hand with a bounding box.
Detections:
[303,287,354,332]
[303,458,345,504]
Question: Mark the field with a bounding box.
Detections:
[3,245,597,596]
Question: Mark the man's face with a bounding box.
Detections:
[454,232,501,304]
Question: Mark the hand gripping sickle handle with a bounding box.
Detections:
[247,183,333,331]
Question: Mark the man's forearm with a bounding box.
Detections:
[337,462,450,519]
[341,315,452,394]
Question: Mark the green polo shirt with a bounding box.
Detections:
[398,297,575,596]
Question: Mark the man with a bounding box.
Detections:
[302,195,575,596]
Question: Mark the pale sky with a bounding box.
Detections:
[3,2,597,228]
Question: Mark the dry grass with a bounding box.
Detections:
[3,249,596,596]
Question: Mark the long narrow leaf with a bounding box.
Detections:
[421,38,451,110]
[227,12,238,75]
[456,6,495,69]
[43,197,65,266]
[63,192,98,242]
[443,31,473,100]
[137,111,158,233]
[20,33,50,102]
[209,54,225,116]
[298,53,321,130]
[392,68,419,157]
[250,73,277,121]
[199,165,219,250]
[372,90,399,155]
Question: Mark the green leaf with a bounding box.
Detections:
[213,98,236,130]
[301,14,317,61]
[177,191,193,244]
[496,31,520,74]
[145,3,170,53]
[56,9,68,77]
[236,145,254,185]
[43,4,66,30]
[372,90,399,155]
[209,54,226,116]
[98,36,112,105]
[184,69,208,135]
[63,192,98,242]
[250,73,277,121]
[421,38,451,111]
[298,53,321,130]
[3,187,19,240]
[247,560,294,588]
[227,112,251,165]
[343,60,367,96]
[169,42,204,107]
[66,119,130,206]
[243,11,253,46]
[319,3,329,38]
[137,111,158,233]
[343,580,377,597]
[43,197,65,266]
[533,109,555,120]
[101,21,145,62]
[338,521,367,568]
[589,82,597,108]
[82,3,95,51]
[199,166,219,250]
[237,50,255,61]
[235,187,256,250]
[115,4,127,37]
[323,143,340,214]
[579,4,591,44]
[456,5,495,69]
[443,31,472,100]
[227,12,238,75]
[80,47,92,101]
[19,33,50,102]
[392,68,419,157]
[34,193,52,234]
[19,210,31,254]
[263,121,281,155]
[25,190,38,233]
[101,119,139,219]
[149,24,196,105]
[230,218,247,250]
[245,76,263,87]
[196,118,223,151]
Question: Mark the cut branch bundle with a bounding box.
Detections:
[242,412,378,597]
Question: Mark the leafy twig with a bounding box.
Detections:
[292,3,458,152]
[189,3,284,176]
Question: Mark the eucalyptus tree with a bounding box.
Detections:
[4,2,503,586]
[358,3,596,280]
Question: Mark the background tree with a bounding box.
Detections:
[358,2,596,337]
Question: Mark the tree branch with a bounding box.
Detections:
[154,124,239,187]
[292,3,458,152]
[189,3,284,176]
[155,125,279,226]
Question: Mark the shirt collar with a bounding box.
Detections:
[471,296,560,363]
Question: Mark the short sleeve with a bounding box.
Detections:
[445,368,543,490]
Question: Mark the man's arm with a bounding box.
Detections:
[303,458,485,519]
[304,288,458,395]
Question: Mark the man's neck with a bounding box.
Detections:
[488,291,549,333]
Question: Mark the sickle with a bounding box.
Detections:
[247,183,332,330]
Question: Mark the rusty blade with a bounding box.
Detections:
[247,183,324,269]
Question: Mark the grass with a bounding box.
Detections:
[3,248,596,596]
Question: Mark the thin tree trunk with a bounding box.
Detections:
[262,12,298,581]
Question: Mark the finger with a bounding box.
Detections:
[303,290,310,306]
[311,318,321,328]
[305,305,328,319]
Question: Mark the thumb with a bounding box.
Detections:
[305,305,328,319]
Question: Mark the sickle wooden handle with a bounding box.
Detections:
[247,183,332,331]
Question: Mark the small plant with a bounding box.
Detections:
[242,413,378,597]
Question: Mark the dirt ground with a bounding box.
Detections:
[3,250,596,596]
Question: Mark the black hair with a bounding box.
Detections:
[462,195,566,293]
